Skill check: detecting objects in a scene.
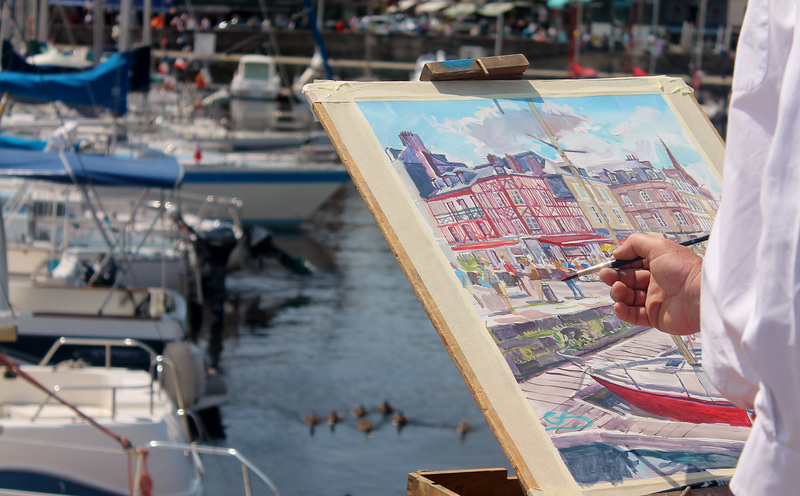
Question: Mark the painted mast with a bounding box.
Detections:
[524,99,622,244]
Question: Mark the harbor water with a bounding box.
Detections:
[203,182,513,496]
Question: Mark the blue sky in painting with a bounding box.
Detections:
[357,94,721,194]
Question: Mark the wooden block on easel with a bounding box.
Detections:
[419,54,529,81]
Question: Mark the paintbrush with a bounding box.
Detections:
[560,234,710,282]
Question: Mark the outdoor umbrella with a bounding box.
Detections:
[442,1,477,18]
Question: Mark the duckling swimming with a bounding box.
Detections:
[456,419,472,440]
[391,411,410,433]
[356,417,374,437]
[377,400,395,416]
[303,412,321,435]
[325,410,343,431]
[350,404,368,418]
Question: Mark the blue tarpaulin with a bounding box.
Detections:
[0,135,48,151]
[0,52,130,114]
[0,149,182,189]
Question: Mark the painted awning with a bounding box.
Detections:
[536,234,612,246]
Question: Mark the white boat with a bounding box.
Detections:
[0,337,279,496]
[123,133,349,228]
[178,149,349,228]
[0,149,224,370]
[229,54,284,132]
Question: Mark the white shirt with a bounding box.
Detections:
[701,0,800,494]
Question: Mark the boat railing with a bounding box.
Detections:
[30,382,150,422]
[144,440,281,496]
[38,337,196,437]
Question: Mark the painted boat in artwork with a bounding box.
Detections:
[587,354,752,428]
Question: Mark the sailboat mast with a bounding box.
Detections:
[92,0,103,65]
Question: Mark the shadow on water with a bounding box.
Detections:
[202,183,512,496]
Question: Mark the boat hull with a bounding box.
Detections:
[180,166,350,228]
[591,374,752,427]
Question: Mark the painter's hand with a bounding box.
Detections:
[598,233,702,335]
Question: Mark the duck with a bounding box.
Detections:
[350,404,368,418]
[391,411,410,433]
[303,412,321,434]
[356,418,374,437]
[325,410,343,431]
[377,400,395,416]
[456,419,472,439]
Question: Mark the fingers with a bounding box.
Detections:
[599,267,651,291]
[613,301,653,327]
[609,280,648,307]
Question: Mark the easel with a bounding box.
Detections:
[406,54,734,496]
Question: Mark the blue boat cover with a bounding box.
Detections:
[0,134,48,151]
[0,52,130,114]
[0,149,182,188]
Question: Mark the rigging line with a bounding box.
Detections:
[0,350,136,452]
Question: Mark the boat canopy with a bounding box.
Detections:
[0,149,182,189]
[0,51,130,114]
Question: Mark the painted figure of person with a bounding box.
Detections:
[555,261,585,299]
[450,261,483,308]
[479,257,514,312]
[501,256,532,296]
[519,256,545,301]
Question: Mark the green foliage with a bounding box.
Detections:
[457,254,483,277]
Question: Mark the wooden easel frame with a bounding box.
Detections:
[304,56,735,496]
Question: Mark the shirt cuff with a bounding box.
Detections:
[731,418,800,495]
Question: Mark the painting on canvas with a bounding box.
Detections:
[305,77,742,495]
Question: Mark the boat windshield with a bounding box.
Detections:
[242,62,273,81]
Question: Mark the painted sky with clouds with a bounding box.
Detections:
[357,94,721,194]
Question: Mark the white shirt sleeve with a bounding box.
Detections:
[701,0,800,494]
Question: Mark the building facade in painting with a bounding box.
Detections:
[388,131,717,269]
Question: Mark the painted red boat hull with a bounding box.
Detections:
[592,374,752,427]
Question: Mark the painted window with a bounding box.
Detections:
[635,215,648,229]
[659,189,672,202]
[621,195,633,206]
[463,224,476,241]
[525,217,543,234]
[448,227,462,243]
[493,192,506,206]
[612,209,625,224]
[653,211,668,228]
[588,205,602,224]
[509,190,525,205]
[674,211,689,226]
[640,190,653,203]
[575,184,589,199]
